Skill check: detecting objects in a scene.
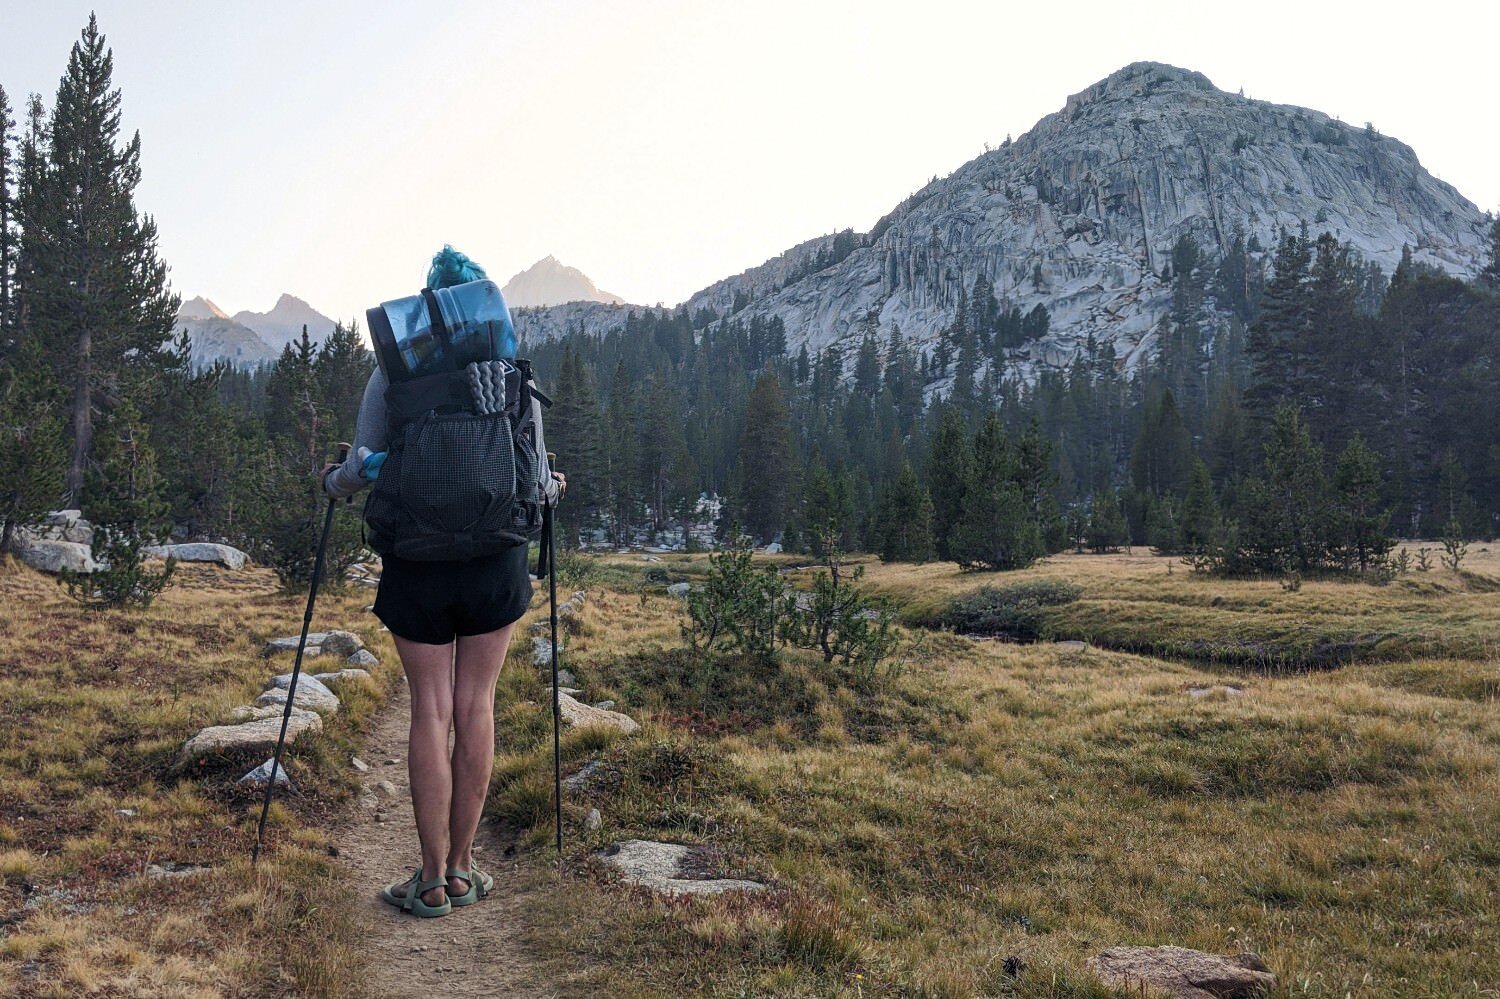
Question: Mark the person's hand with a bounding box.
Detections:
[551,470,566,498]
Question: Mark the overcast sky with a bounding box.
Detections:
[2,0,1495,323]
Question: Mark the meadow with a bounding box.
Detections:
[0,546,1495,996]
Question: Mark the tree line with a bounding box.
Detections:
[5,17,1500,604]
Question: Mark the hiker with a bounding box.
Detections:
[321,246,563,917]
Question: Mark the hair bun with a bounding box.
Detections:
[427,245,488,289]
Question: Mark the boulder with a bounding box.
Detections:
[584,808,602,831]
[180,712,322,761]
[144,543,248,570]
[18,539,97,575]
[256,684,340,715]
[532,637,557,666]
[262,634,327,657]
[237,758,294,789]
[345,649,380,668]
[229,704,321,723]
[557,691,638,735]
[1087,946,1276,999]
[267,673,336,697]
[666,582,691,598]
[594,840,765,897]
[313,668,373,686]
[321,630,365,657]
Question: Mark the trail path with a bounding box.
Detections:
[332,681,559,998]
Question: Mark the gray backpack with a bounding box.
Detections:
[363,357,550,561]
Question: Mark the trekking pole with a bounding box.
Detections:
[545,453,563,854]
[252,442,350,862]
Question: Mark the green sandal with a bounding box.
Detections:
[381,869,451,917]
[444,863,494,907]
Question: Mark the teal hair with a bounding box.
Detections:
[427,245,488,289]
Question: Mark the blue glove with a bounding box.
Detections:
[360,450,387,481]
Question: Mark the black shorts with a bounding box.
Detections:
[373,545,533,645]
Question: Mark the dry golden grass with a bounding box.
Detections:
[0,556,399,997]
[493,549,1499,997]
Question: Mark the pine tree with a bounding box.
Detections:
[1332,433,1392,573]
[0,84,15,334]
[926,404,970,561]
[547,344,605,544]
[874,462,934,562]
[1180,459,1219,551]
[1480,217,1500,291]
[1245,230,1312,419]
[1086,489,1128,553]
[950,413,1044,570]
[15,16,179,504]
[736,371,792,543]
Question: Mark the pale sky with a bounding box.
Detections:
[2,0,1496,324]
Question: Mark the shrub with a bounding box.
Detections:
[941,579,1082,640]
[783,530,899,683]
[684,529,792,661]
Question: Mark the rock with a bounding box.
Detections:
[320,630,364,657]
[557,601,579,617]
[531,637,556,666]
[1188,685,1247,699]
[1087,946,1276,999]
[146,863,211,880]
[555,668,577,688]
[640,555,661,562]
[563,760,605,793]
[313,668,373,686]
[143,543,248,570]
[594,840,764,897]
[18,539,97,575]
[180,712,322,761]
[115,808,136,817]
[570,590,587,603]
[764,542,782,554]
[255,684,340,715]
[345,649,380,668]
[528,621,548,637]
[351,756,370,772]
[229,704,321,723]
[556,691,638,735]
[584,808,601,831]
[666,582,691,598]
[237,758,294,789]
[267,673,336,699]
[592,699,616,711]
[39,510,94,545]
[372,780,398,799]
[262,634,327,657]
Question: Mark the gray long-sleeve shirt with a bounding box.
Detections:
[322,365,559,504]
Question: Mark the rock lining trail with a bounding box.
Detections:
[331,679,560,998]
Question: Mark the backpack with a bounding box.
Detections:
[362,354,552,561]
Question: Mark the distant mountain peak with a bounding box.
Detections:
[178,295,227,320]
[502,257,624,309]
[232,294,337,352]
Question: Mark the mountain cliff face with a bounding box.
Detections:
[232,294,337,352]
[518,62,1491,374]
[502,256,624,309]
[175,298,278,368]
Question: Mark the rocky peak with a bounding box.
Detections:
[502,256,624,309]
[1065,62,1215,112]
[178,295,228,320]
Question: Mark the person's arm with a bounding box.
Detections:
[531,381,562,506]
[322,367,389,499]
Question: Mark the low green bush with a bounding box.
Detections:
[941,579,1082,640]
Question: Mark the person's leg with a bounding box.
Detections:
[445,622,517,892]
[392,634,455,907]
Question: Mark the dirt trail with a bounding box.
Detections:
[332,680,559,998]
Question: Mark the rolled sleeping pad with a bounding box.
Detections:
[367,278,517,383]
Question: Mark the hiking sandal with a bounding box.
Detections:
[381,868,451,917]
[444,863,494,906]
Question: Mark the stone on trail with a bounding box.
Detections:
[556,691,638,735]
[592,699,616,711]
[532,637,558,666]
[1087,946,1276,999]
[345,649,380,668]
[230,704,321,723]
[594,840,765,897]
[262,634,327,657]
[144,542,248,569]
[320,630,365,657]
[18,539,97,574]
[267,673,336,699]
[237,758,294,789]
[351,756,370,773]
[256,684,340,715]
[584,808,601,831]
[554,668,578,688]
[180,712,322,761]
[314,667,373,686]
